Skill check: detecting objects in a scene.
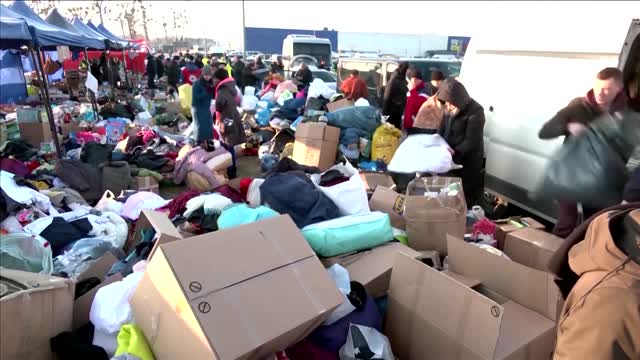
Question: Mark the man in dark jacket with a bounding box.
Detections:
[145,53,156,89]
[539,67,627,238]
[295,63,314,88]
[156,55,165,79]
[166,56,181,92]
[242,62,259,93]
[271,56,285,76]
[231,55,245,89]
[438,79,486,208]
[382,62,410,130]
[255,56,266,70]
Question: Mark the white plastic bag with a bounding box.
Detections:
[308,78,336,99]
[339,324,394,360]
[241,95,259,111]
[90,271,144,334]
[244,86,256,97]
[388,134,456,174]
[260,91,275,102]
[324,264,356,325]
[135,111,152,126]
[310,161,370,216]
[0,233,53,274]
[95,190,123,215]
[355,98,370,107]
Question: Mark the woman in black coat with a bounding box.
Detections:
[382,62,410,130]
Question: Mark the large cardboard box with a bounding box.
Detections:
[403,177,466,254]
[494,217,546,250]
[130,215,343,360]
[385,237,559,360]
[18,121,53,149]
[0,269,75,360]
[503,228,564,273]
[321,242,421,298]
[369,186,406,230]
[326,98,354,112]
[292,122,340,171]
[125,209,182,255]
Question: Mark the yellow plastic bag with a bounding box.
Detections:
[178,84,193,117]
[371,123,402,164]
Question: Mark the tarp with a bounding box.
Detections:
[97,23,130,47]
[70,17,116,48]
[0,50,28,104]
[88,20,129,49]
[1,3,96,50]
[0,16,32,49]
[45,9,105,50]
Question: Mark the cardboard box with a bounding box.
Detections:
[494,217,546,250]
[16,107,43,123]
[1,269,75,360]
[18,121,53,149]
[292,122,340,171]
[503,228,563,273]
[72,252,122,329]
[369,186,406,230]
[321,242,421,298]
[359,171,396,193]
[326,98,354,112]
[385,237,559,360]
[129,176,160,194]
[130,215,343,360]
[124,209,182,255]
[403,177,466,254]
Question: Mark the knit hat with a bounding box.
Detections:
[201,64,214,77]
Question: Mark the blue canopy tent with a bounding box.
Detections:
[97,23,131,49]
[87,20,129,49]
[0,16,31,104]
[45,9,105,50]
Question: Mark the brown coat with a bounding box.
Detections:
[553,209,640,360]
[413,96,444,130]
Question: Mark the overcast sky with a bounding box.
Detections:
[5,1,638,49]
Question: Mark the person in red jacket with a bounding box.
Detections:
[403,69,429,130]
[340,70,369,101]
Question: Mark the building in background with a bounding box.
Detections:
[338,32,449,58]
[245,27,338,54]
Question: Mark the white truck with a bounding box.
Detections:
[281,34,332,71]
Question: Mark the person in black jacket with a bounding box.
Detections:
[156,55,165,79]
[231,55,245,89]
[624,166,640,203]
[382,62,410,129]
[242,62,259,94]
[438,79,486,208]
[145,53,156,89]
[295,63,313,89]
[166,56,181,93]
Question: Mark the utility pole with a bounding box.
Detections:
[242,0,246,60]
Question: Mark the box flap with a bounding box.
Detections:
[441,270,482,289]
[504,228,563,272]
[128,209,182,255]
[76,252,118,282]
[160,215,316,301]
[369,186,406,230]
[494,301,556,359]
[0,268,74,300]
[447,236,558,321]
[386,254,503,359]
[295,123,340,142]
[360,172,396,191]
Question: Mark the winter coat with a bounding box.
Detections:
[215,77,246,146]
[438,80,485,206]
[539,90,628,141]
[173,145,229,188]
[145,55,156,78]
[181,63,202,86]
[340,76,369,101]
[232,61,245,87]
[624,167,640,203]
[295,67,313,87]
[166,60,181,85]
[192,78,215,142]
[424,82,439,97]
[414,96,444,130]
[55,159,102,204]
[553,208,640,360]
[242,67,258,91]
[382,70,408,113]
[156,58,165,78]
[403,82,429,130]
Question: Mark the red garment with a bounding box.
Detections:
[403,82,429,130]
[340,76,369,101]
[136,130,157,144]
[25,160,40,173]
[182,66,202,86]
[212,184,244,203]
[239,178,253,200]
[162,190,200,218]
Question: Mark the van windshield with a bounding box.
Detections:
[293,43,331,63]
[408,61,461,79]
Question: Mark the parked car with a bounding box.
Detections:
[337,57,462,106]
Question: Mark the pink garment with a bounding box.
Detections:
[295,88,306,99]
[120,191,170,221]
[137,130,157,144]
[173,146,229,188]
[74,131,101,144]
[274,81,298,98]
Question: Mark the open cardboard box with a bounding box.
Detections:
[494,217,546,250]
[292,122,341,171]
[369,186,406,230]
[130,215,343,360]
[385,236,559,359]
[321,242,420,298]
[359,171,396,194]
[124,209,182,257]
[503,228,564,273]
[1,269,75,360]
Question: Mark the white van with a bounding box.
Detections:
[282,34,332,71]
[459,19,639,221]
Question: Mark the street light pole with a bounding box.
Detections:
[242,0,246,60]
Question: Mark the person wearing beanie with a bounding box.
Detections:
[425,70,445,97]
[438,79,486,208]
[192,65,215,143]
[214,68,246,179]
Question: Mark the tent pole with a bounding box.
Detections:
[32,46,63,158]
[38,49,50,89]
[122,48,131,91]
[84,48,100,122]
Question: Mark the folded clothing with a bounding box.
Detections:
[40,217,93,256]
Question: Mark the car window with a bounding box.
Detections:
[313,71,336,82]
[408,61,462,79]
